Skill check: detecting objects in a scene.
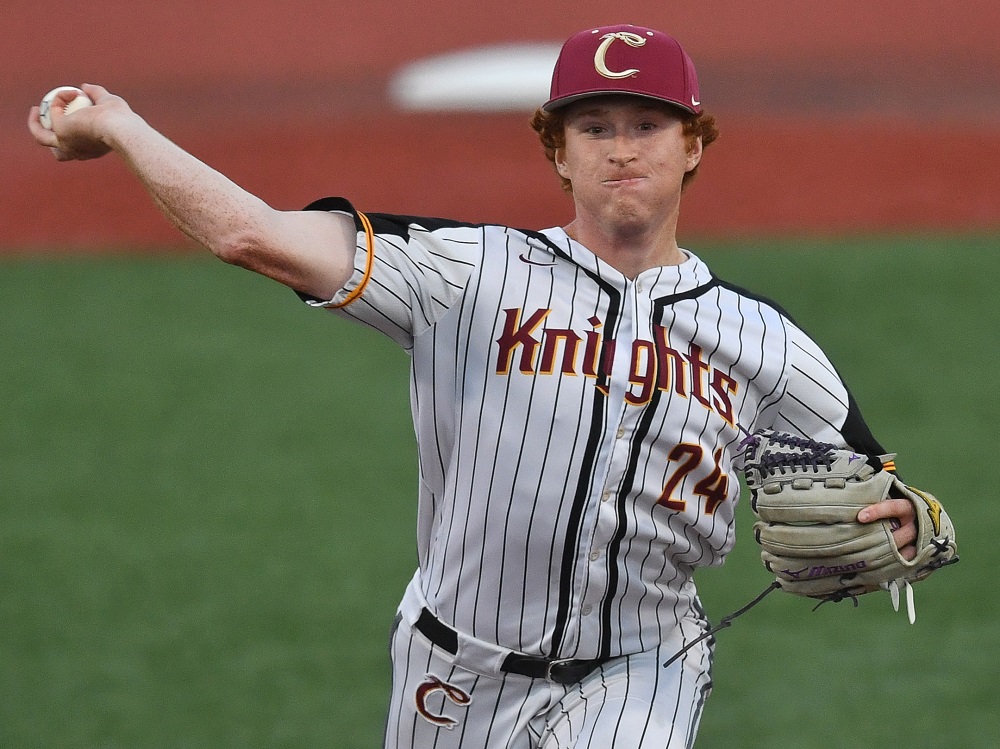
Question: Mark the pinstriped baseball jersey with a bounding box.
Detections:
[301,196,883,662]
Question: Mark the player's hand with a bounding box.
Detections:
[27,84,129,162]
[858,497,918,560]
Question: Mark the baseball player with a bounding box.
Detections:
[30,24,924,749]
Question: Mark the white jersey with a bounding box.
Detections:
[301,197,885,661]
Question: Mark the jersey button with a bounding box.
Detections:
[601,491,612,502]
[616,427,625,439]
[590,550,601,561]
[582,604,593,615]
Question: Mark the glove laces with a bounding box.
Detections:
[739,430,839,476]
[881,553,960,624]
[756,447,836,476]
[883,579,916,624]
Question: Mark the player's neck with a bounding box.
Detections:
[563,218,685,279]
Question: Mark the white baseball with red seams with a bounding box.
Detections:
[38,86,93,130]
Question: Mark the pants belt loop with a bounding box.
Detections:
[415,608,458,654]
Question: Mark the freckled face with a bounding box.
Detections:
[555,96,702,237]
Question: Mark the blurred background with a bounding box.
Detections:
[3,0,1000,247]
[2,1,997,747]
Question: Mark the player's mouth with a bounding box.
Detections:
[602,176,646,187]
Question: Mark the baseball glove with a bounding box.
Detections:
[741,429,958,622]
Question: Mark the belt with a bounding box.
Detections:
[414,608,609,685]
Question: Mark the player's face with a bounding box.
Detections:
[555,97,701,240]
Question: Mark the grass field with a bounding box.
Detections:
[2,235,995,748]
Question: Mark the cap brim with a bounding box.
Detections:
[542,90,700,114]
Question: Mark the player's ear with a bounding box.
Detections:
[685,136,703,172]
[554,147,569,177]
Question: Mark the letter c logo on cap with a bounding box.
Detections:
[594,32,647,80]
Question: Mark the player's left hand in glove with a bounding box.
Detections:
[741,429,959,622]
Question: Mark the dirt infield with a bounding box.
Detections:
[4,0,999,249]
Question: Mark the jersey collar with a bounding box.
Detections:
[535,226,715,297]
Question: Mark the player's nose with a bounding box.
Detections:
[607,135,638,165]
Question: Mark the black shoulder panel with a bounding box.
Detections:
[713,275,887,456]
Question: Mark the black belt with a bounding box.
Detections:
[414,608,609,685]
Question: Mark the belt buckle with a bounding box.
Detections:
[544,658,580,684]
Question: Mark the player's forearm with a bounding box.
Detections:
[105,115,274,258]
[103,114,355,297]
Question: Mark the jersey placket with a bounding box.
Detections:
[572,278,648,657]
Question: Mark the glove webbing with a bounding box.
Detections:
[662,581,781,669]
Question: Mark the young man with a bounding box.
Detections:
[30,24,920,749]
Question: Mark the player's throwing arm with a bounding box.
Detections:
[27,83,356,301]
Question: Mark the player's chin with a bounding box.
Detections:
[602,201,653,230]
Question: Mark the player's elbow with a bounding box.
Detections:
[212,230,306,293]
[210,216,353,301]
[213,227,260,267]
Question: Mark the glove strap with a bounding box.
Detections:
[662,582,781,669]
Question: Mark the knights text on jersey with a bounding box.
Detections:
[300,197,878,660]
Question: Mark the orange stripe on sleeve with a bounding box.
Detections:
[332,210,375,309]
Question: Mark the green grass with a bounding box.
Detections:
[1,236,994,748]
[694,233,996,749]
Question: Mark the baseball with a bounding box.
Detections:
[39,86,94,130]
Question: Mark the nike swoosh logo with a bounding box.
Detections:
[691,95,701,107]
[519,254,557,267]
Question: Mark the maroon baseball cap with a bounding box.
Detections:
[543,24,702,115]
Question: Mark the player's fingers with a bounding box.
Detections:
[80,83,111,103]
[858,498,918,559]
[28,106,56,140]
[28,105,75,160]
[892,522,917,554]
[43,88,89,133]
[32,90,116,161]
[27,106,61,148]
[857,497,914,524]
[54,87,84,105]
